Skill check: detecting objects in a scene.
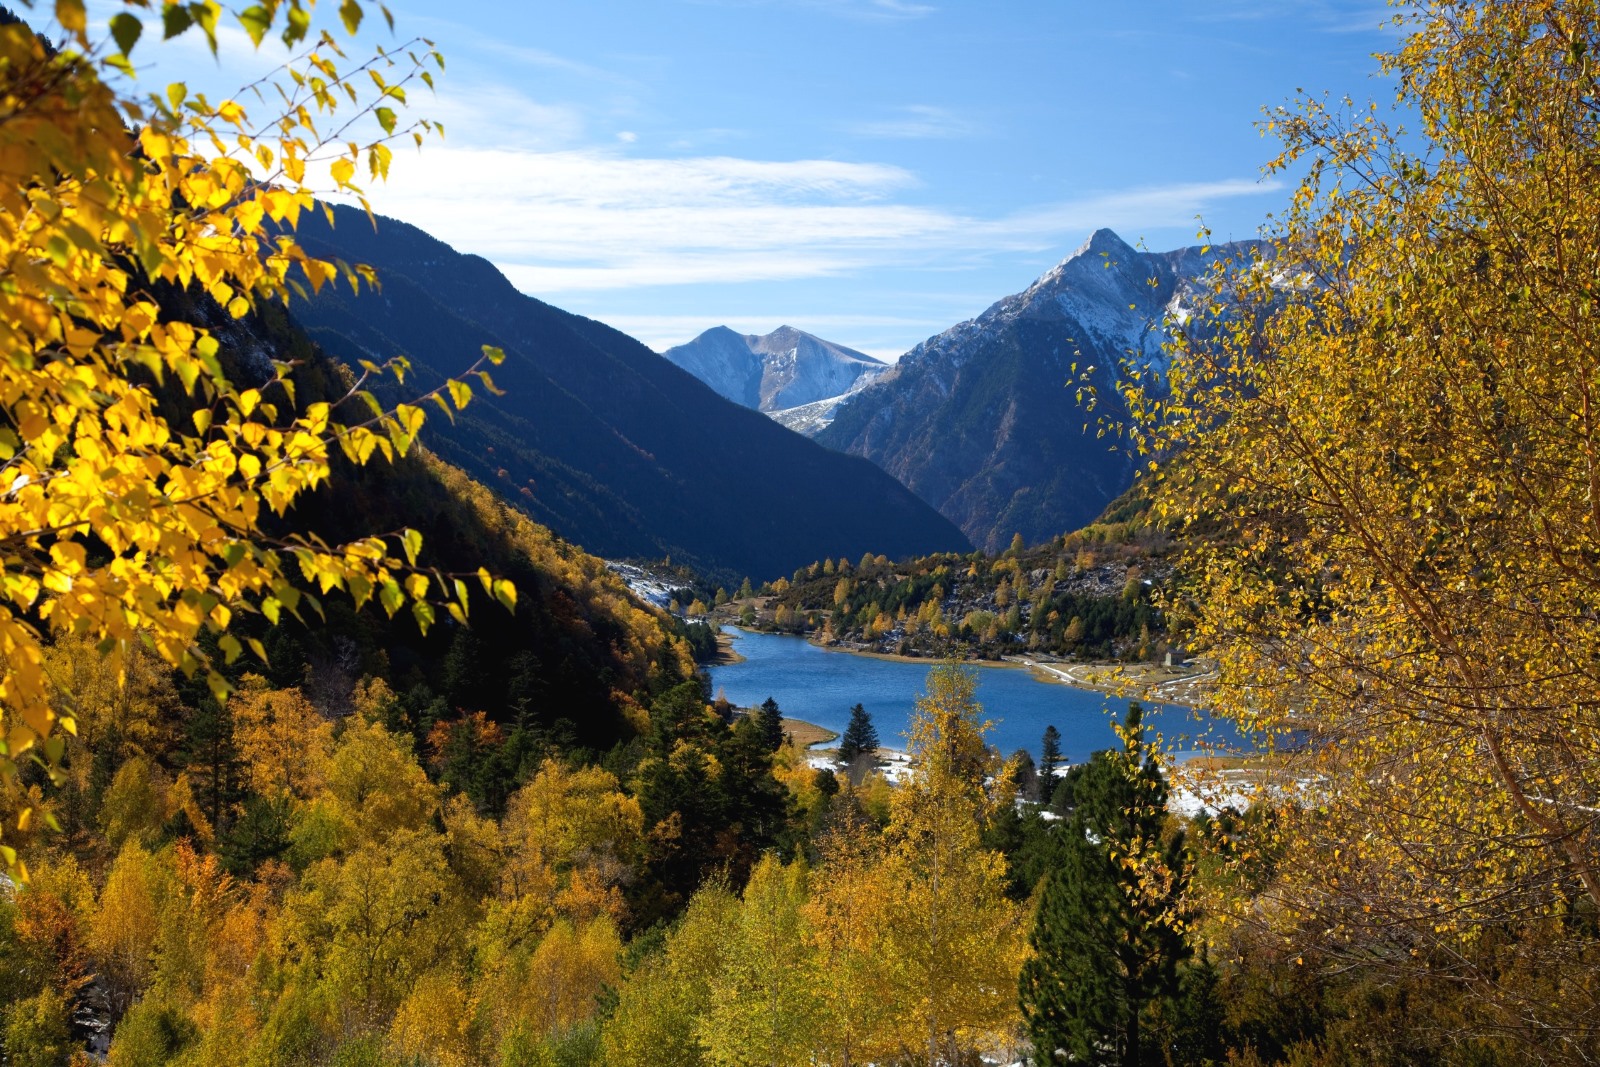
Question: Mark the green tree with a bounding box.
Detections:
[603,883,738,1067]
[1019,704,1190,1067]
[2,986,73,1067]
[836,704,879,766]
[756,698,784,753]
[1037,725,1062,803]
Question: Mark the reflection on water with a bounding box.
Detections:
[706,626,1247,763]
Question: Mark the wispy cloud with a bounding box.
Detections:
[360,139,1280,294]
[1184,0,1403,35]
[595,312,945,355]
[847,105,976,140]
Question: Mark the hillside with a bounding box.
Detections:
[286,208,970,581]
[163,285,697,756]
[733,489,1175,663]
[816,229,1239,552]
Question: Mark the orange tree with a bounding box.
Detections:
[0,0,511,876]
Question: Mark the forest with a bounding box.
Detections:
[718,506,1170,663]
[2,1,1599,1066]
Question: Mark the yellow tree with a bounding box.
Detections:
[499,758,643,927]
[875,664,1024,1066]
[602,882,738,1067]
[701,854,819,1067]
[387,970,478,1067]
[0,0,513,875]
[230,676,331,801]
[280,824,461,1028]
[1124,0,1600,1045]
[89,840,165,1022]
[803,800,892,1067]
[319,715,439,845]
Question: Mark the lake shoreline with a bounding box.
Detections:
[710,624,1244,764]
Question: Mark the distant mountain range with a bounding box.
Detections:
[660,325,886,415]
[812,229,1236,553]
[286,207,970,582]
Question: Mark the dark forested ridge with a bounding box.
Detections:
[156,284,698,762]
[286,206,970,582]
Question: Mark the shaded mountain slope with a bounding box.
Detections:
[287,207,969,581]
[157,288,696,751]
[816,229,1238,552]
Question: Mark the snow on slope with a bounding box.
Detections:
[661,325,887,414]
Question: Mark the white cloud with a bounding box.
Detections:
[847,105,977,140]
[362,141,1279,294]
[582,312,946,355]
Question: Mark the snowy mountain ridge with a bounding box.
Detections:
[660,325,887,414]
[814,228,1254,552]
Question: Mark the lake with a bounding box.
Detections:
[707,626,1247,764]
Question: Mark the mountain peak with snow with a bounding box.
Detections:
[661,325,887,414]
[813,230,1257,551]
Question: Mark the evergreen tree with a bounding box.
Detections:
[179,698,244,838]
[1019,704,1191,1067]
[837,704,879,765]
[757,697,785,752]
[1037,725,1062,803]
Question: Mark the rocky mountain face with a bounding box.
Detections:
[286,207,970,582]
[815,229,1237,553]
[661,325,887,414]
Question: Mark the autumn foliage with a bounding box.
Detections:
[0,0,507,871]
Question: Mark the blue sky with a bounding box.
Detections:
[117,0,1404,359]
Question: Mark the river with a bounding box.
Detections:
[706,626,1246,764]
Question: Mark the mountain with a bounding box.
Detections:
[149,287,697,751]
[660,325,887,413]
[815,229,1235,553]
[286,208,970,581]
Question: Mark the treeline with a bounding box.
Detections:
[716,514,1172,662]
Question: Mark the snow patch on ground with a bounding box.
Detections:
[605,561,680,610]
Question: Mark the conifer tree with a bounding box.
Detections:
[757,698,785,752]
[1037,725,1062,804]
[1019,704,1189,1067]
[837,704,879,766]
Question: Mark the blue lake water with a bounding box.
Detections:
[707,626,1247,764]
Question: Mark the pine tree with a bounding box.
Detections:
[837,704,879,766]
[757,697,785,752]
[1019,704,1190,1067]
[1037,725,1062,804]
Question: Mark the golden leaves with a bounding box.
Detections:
[1125,0,1600,1005]
[0,2,492,872]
